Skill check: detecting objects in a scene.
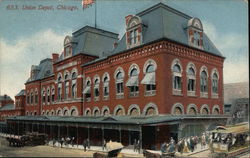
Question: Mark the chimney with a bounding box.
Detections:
[125,15,133,26]
[4,94,7,99]
[113,42,118,49]
[52,53,59,63]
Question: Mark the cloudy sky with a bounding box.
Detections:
[0,0,248,99]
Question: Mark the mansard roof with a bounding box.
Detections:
[113,3,223,57]
[0,103,15,111]
[26,58,53,84]
[15,89,25,97]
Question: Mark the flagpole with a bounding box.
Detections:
[95,0,97,28]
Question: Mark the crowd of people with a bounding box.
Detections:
[161,133,210,154]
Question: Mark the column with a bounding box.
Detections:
[139,126,142,154]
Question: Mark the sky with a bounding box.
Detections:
[0,0,248,99]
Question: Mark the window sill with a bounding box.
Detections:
[212,94,219,99]
[145,90,156,96]
[103,96,109,101]
[200,92,208,98]
[116,93,124,99]
[187,91,196,97]
[86,98,91,102]
[129,92,139,98]
[94,97,100,101]
[172,89,182,96]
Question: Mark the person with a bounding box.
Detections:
[183,138,189,153]
[83,139,87,151]
[87,138,90,149]
[133,139,137,152]
[201,133,206,149]
[161,142,167,153]
[168,140,175,153]
[190,136,194,152]
[71,137,75,147]
[137,140,140,153]
[60,137,64,148]
[103,139,106,151]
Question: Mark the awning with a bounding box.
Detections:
[126,76,138,87]
[83,86,90,94]
[141,72,155,85]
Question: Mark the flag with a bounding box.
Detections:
[82,0,95,9]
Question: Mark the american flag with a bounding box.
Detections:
[82,0,95,9]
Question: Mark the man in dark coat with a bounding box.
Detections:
[83,139,87,151]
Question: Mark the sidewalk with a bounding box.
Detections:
[175,144,209,157]
[48,141,144,157]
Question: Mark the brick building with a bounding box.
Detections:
[0,91,25,121]
[6,3,228,150]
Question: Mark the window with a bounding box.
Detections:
[94,78,100,99]
[27,93,30,104]
[42,90,46,104]
[141,64,156,95]
[103,76,109,98]
[173,64,182,90]
[129,29,138,45]
[193,31,200,46]
[212,73,218,94]
[115,71,124,98]
[126,16,142,49]
[126,67,139,97]
[35,91,38,104]
[47,88,50,104]
[64,73,70,100]
[51,88,55,102]
[30,92,33,104]
[83,80,91,102]
[65,46,71,57]
[200,71,208,93]
[72,84,76,99]
[58,84,62,101]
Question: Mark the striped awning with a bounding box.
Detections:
[83,86,90,94]
[141,72,155,85]
[126,76,138,87]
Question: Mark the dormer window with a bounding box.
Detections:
[126,15,142,49]
[187,18,203,49]
[64,36,72,58]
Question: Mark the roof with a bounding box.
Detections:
[224,82,249,104]
[15,89,25,97]
[0,95,12,101]
[26,58,53,83]
[210,122,249,134]
[7,114,228,125]
[57,26,119,63]
[0,103,15,111]
[112,3,223,57]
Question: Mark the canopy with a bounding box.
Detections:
[83,86,90,94]
[210,122,249,134]
[141,72,155,85]
[126,76,138,87]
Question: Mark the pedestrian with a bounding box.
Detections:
[168,140,175,153]
[87,138,90,149]
[137,140,140,153]
[71,137,75,147]
[83,139,87,151]
[60,137,64,148]
[103,139,106,151]
[161,142,167,153]
[190,136,194,152]
[133,139,137,152]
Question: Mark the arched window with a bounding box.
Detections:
[71,109,77,116]
[26,92,30,105]
[64,72,70,100]
[211,69,219,98]
[126,65,139,97]
[51,87,55,103]
[187,104,198,115]
[172,59,182,95]
[93,76,100,101]
[128,104,140,116]
[42,88,46,104]
[200,104,210,115]
[115,68,124,98]
[47,87,50,104]
[142,102,159,116]
[103,76,109,98]
[102,106,110,116]
[35,90,38,104]
[200,67,208,98]
[171,103,184,115]
[126,16,142,49]
[57,84,62,101]
[30,92,34,104]
[71,70,77,99]
[93,107,100,117]
[57,108,62,116]
[85,109,91,116]
[142,60,156,96]
[114,105,125,116]
[83,78,91,102]
[186,63,196,96]
[212,105,220,115]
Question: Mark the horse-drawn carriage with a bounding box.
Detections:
[210,122,249,158]
[6,132,48,147]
